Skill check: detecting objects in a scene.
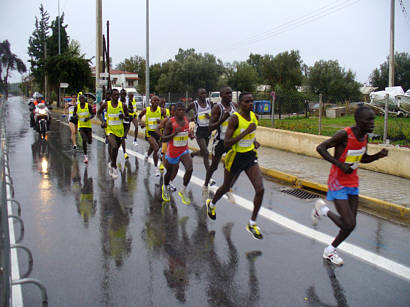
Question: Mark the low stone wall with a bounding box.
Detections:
[256,126,410,179]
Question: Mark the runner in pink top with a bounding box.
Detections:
[313,106,388,265]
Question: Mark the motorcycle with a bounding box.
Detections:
[35,103,50,140]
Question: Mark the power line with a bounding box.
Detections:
[213,0,362,54]
[399,0,410,27]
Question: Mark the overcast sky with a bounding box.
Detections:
[1,0,410,86]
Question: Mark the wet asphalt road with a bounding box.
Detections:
[4,97,410,306]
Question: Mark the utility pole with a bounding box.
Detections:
[389,0,395,87]
[44,42,48,101]
[96,0,103,103]
[145,0,150,107]
[58,0,61,55]
[318,93,323,135]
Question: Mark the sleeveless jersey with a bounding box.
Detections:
[106,100,124,137]
[166,116,189,158]
[145,106,162,132]
[328,127,367,190]
[216,102,236,141]
[194,99,212,127]
[77,103,92,128]
[68,104,76,121]
[128,98,137,116]
[231,111,258,153]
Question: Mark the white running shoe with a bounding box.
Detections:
[169,183,177,192]
[311,198,327,226]
[209,178,216,186]
[323,248,344,266]
[154,170,161,177]
[133,140,138,146]
[111,167,119,179]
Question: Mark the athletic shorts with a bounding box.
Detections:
[69,117,78,125]
[79,128,92,143]
[225,149,258,175]
[212,139,230,157]
[195,126,211,140]
[145,131,161,143]
[108,133,123,146]
[327,186,359,200]
[165,149,190,165]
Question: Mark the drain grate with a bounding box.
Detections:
[281,188,319,200]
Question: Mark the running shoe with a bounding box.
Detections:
[209,178,216,186]
[154,170,161,177]
[246,223,263,240]
[323,248,344,266]
[111,167,119,179]
[178,190,191,205]
[206,199,216,220]
[226,189,236,204]
[159,162,165,172]
[124,153,129,160]
[83,155,88,164]
[73,144,77,150]
[311,198,327,226]
[133,140,138,146]
[162,184,170,202]
[169,183,177,192]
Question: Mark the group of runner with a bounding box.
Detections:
[63,86,389,264]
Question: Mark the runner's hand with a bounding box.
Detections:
[377,149,388,159]
[221,111,230,121]
[101,122,107,128]
[245,123,257,134]
[254,140,260,149]
[340,163,354,174]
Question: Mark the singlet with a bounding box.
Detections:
[128,98,137,116]
[68,104,76,121]
[145,106,162,133]
[77,103,92,128]
[216,102,237,141]
[328,127,368,190]
[120,99,130,124]
[231,111,258,153]
[106,100,124,137]
[166,116,189,158]
[194,99,212,127]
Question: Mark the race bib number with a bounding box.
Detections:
[173,131,188,147]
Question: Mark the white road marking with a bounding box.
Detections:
[62,122,410,282]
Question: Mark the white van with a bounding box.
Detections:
[209,91,241,104]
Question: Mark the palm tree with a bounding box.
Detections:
[0,40,27,99]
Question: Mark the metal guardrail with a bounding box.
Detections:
[0,98,48,306]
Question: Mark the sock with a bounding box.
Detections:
[325,245,335,253]
[249,219,256,226]
[321,206,330,216]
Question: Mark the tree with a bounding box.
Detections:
[27,4,50,92]
[225,61,258,92]
[369,52,410,90]
[116,55,146,93]
[0,40,27,98]
[262,50,303,90]
[307,60,361,103]
[47,14,69,57]
[247,53,264,83]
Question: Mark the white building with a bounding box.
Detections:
[92,68,140,91]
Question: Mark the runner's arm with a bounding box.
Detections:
[224,114,255,148]
[361,147,388,163]
[208,104,222,131]
[161,120,176,142]
[87,104,95,120]
[97,102,107,123]
[316,129,352,173]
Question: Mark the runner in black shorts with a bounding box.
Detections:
[73,95,95,163]
[120,89,130,160]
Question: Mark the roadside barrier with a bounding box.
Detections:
[0,99,48,306]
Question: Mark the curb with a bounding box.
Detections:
[54,108,410,224]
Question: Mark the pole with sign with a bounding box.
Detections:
[59,83,69,108]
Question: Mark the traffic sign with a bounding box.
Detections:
[99,72,109,78]
[60,83,69,88]
[98,79,108,86]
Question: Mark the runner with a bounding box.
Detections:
[73,95,95,163]
[103,90,112,145]
[206,92,264,240]
[203,86,237,199]
[313,106,388,265]
[161,102,194,204]
[156,103,178,192]
[97,89,130,179]
[138,95,167,176]
[127,91,139,146]
[64,93,78,149]
[120,89,130,160]
[186,88,212,178]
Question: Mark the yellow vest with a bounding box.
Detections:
[145,106,162,133]
[129,99,137,116]
[231,111,258,153]
[106,100,124,137]
[77,103,92,128]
